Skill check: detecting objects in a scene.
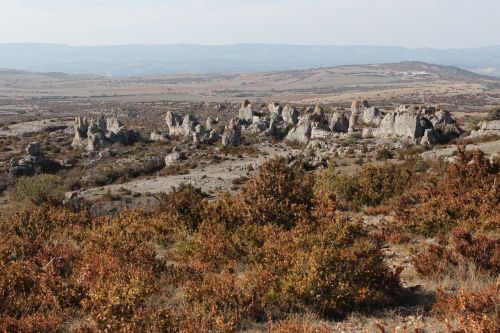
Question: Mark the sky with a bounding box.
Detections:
[0,0,498,48]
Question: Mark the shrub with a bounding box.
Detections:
[315,162,413,210]
[432,284,499,333]
[11,174,65,210]
[376,148,395,161]
[238,157,314,229]
[413,227,500,278]
[485,106,500,121]
[280,218,401,318]
[158,184,207,231]
[395,147,499,237]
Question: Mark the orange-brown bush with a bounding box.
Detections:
[395,147,499,238]
[432,283,499,333]
[413,227,500,278]
[238,157,314,228]
[0,157,402,331]
[268,316,333,333]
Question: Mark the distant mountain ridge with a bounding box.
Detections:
[1,43,500,77]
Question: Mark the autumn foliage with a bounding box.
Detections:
[0,157,401,332]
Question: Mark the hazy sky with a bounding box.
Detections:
[0,0,498,48]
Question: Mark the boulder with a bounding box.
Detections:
[362,107,382,126]
[206,116,219,130]
[268,102,282,116]
[10,142,62,177]
[349,100,369,131]
[166,111,197,137]
[222,118,242,147]
[72,117,90,147]
[26,142,42,156]
[282,106,299,125]
[420,129,439,145]
[329,112,349,133]
[286,115,312,144]
[150,131,170,143]
[238,100,256,122]
[165,152,185,167]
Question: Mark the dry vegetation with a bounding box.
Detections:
[0,147,498,332]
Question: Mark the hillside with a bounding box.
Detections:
[1,62,499,109]
[1,43,500,77]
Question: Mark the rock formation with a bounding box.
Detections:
[10,142,62,177]
[150,131,170,143]
[165,112,200,137]
[165,152,185,167]
[238,100,258,122]
[469,120,500,139]
[222,118,242,147]
[72,115,140,152]
[282,106,299,125]
[286,115,313,144]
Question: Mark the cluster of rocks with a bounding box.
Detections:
[469,120,500,139]
[354,102,462,144]
[165,111,220,145]
[10,142,62,177]
[158,100,464,167]
[286,104,351,144]
[72,115,140,152]
[280,100,462,145]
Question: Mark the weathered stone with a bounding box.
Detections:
[282,105,299,125]
[206,116,219,130]
[268,102,282,116]
[165,152,185,167]
[286,115,312,144]
[72,116,90,147]
[480,120,500,131]
[150,131,170,143]
[238,100,256,122]
[10,143,62,177]
[222,118,242,147]
[329,112,349,133]
[420,129,439,145]
[362,107,382,126]
[26,142,42,156]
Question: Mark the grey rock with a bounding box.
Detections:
[282,105,299,125]
[329,112,349,133]
[150,131,170,143]
[238,100,256,122]
[165,152,185,167]
[286,115,312,144]
[222,118,242,147]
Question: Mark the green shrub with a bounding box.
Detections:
[485,106,500,121]
[315,162,413,210]
[11,174,65,210]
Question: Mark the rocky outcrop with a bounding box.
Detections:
[362,107,383,126]
[10,142,62,177]
[206,116,219,130]
[150,131,170,143]
[282,106,299,125]
[329,112,349,133]
[268,102,282,116]
[222,118,242,147]
[286,115,312,144]
[166,112,200,137]
[72,115,140,152]
[469,120,500,139]
[349,100,369,132]
[165,152,185,167]
[238,100,258,122]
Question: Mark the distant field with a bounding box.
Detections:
[1,62,499,117]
